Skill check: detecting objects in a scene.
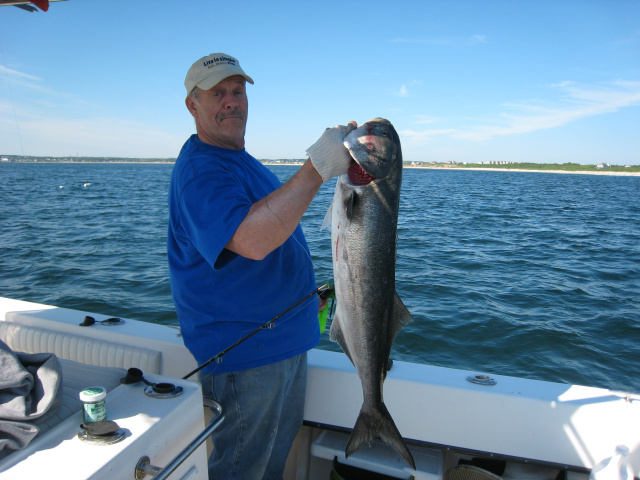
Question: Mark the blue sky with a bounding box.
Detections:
[0,0,638,164]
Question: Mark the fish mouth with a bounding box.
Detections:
[347,160,375,185]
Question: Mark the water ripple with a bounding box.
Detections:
[0,164,638,393]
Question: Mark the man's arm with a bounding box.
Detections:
[226,122,356,260]
[225,159,322,260]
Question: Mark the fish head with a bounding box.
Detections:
[343,118,400,185]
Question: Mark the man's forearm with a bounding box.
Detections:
[225,159,323,260]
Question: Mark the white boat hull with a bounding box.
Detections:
[0,297,637,480]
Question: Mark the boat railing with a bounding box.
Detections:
[134,399,223,480]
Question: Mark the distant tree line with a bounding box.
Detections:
[2,156,638,172]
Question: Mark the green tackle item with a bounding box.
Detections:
[318,284,335,334]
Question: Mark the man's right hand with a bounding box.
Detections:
[306,122,357,183]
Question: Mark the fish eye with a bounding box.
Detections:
[381,130,389,136]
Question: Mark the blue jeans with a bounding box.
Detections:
[198,353,307,480]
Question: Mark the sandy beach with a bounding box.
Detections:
[262,163,640,176]
[414,166,640,176]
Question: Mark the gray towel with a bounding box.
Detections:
[0,339,62,459]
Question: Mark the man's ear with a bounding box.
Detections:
[185,96,198,118]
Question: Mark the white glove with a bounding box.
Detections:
[306,123,357,183]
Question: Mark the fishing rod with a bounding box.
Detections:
[182,282,334,380]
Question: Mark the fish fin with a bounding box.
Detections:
[321,201,333,231]
[329,313,355,365]
[346,402,416,469]
[344,191,356,220]
[382,293,415,382]
[391,291,414,335]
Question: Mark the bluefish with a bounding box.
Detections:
[324,118,415,468]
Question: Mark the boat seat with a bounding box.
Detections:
[0,322,161,374]
[1,350,126,462]
[35,359,126,438]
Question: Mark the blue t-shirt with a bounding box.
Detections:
[168,135,320,374]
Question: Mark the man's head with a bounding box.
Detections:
[184,53,254,150]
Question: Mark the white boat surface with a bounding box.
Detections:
[0,296,637,480]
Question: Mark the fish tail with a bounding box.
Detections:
[345,402,416,469]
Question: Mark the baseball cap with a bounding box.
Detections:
[184,53,254,95]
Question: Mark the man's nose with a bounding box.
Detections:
[222,92,238,108]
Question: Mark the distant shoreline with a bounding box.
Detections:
[409,166,640,176]
[3,160,638,176]
[261,163,640,176]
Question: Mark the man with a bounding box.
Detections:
[167,53,355,479]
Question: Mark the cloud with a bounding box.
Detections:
[0,65,50,95]
[0,65,183,156]
[0,65,86,104]
[412,115,439,125]
[393,80,422,98]
[458,81,640,141]
[0,65,42,83]
[610,29,640,47]
[7,118,183,158]
[399,116,449,140]
[0,101,184,157]
[401,128,456,140]
[402,81,640,143]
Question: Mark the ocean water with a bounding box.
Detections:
[0,162,638,393]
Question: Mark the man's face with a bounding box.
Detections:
[186,75,248,150]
